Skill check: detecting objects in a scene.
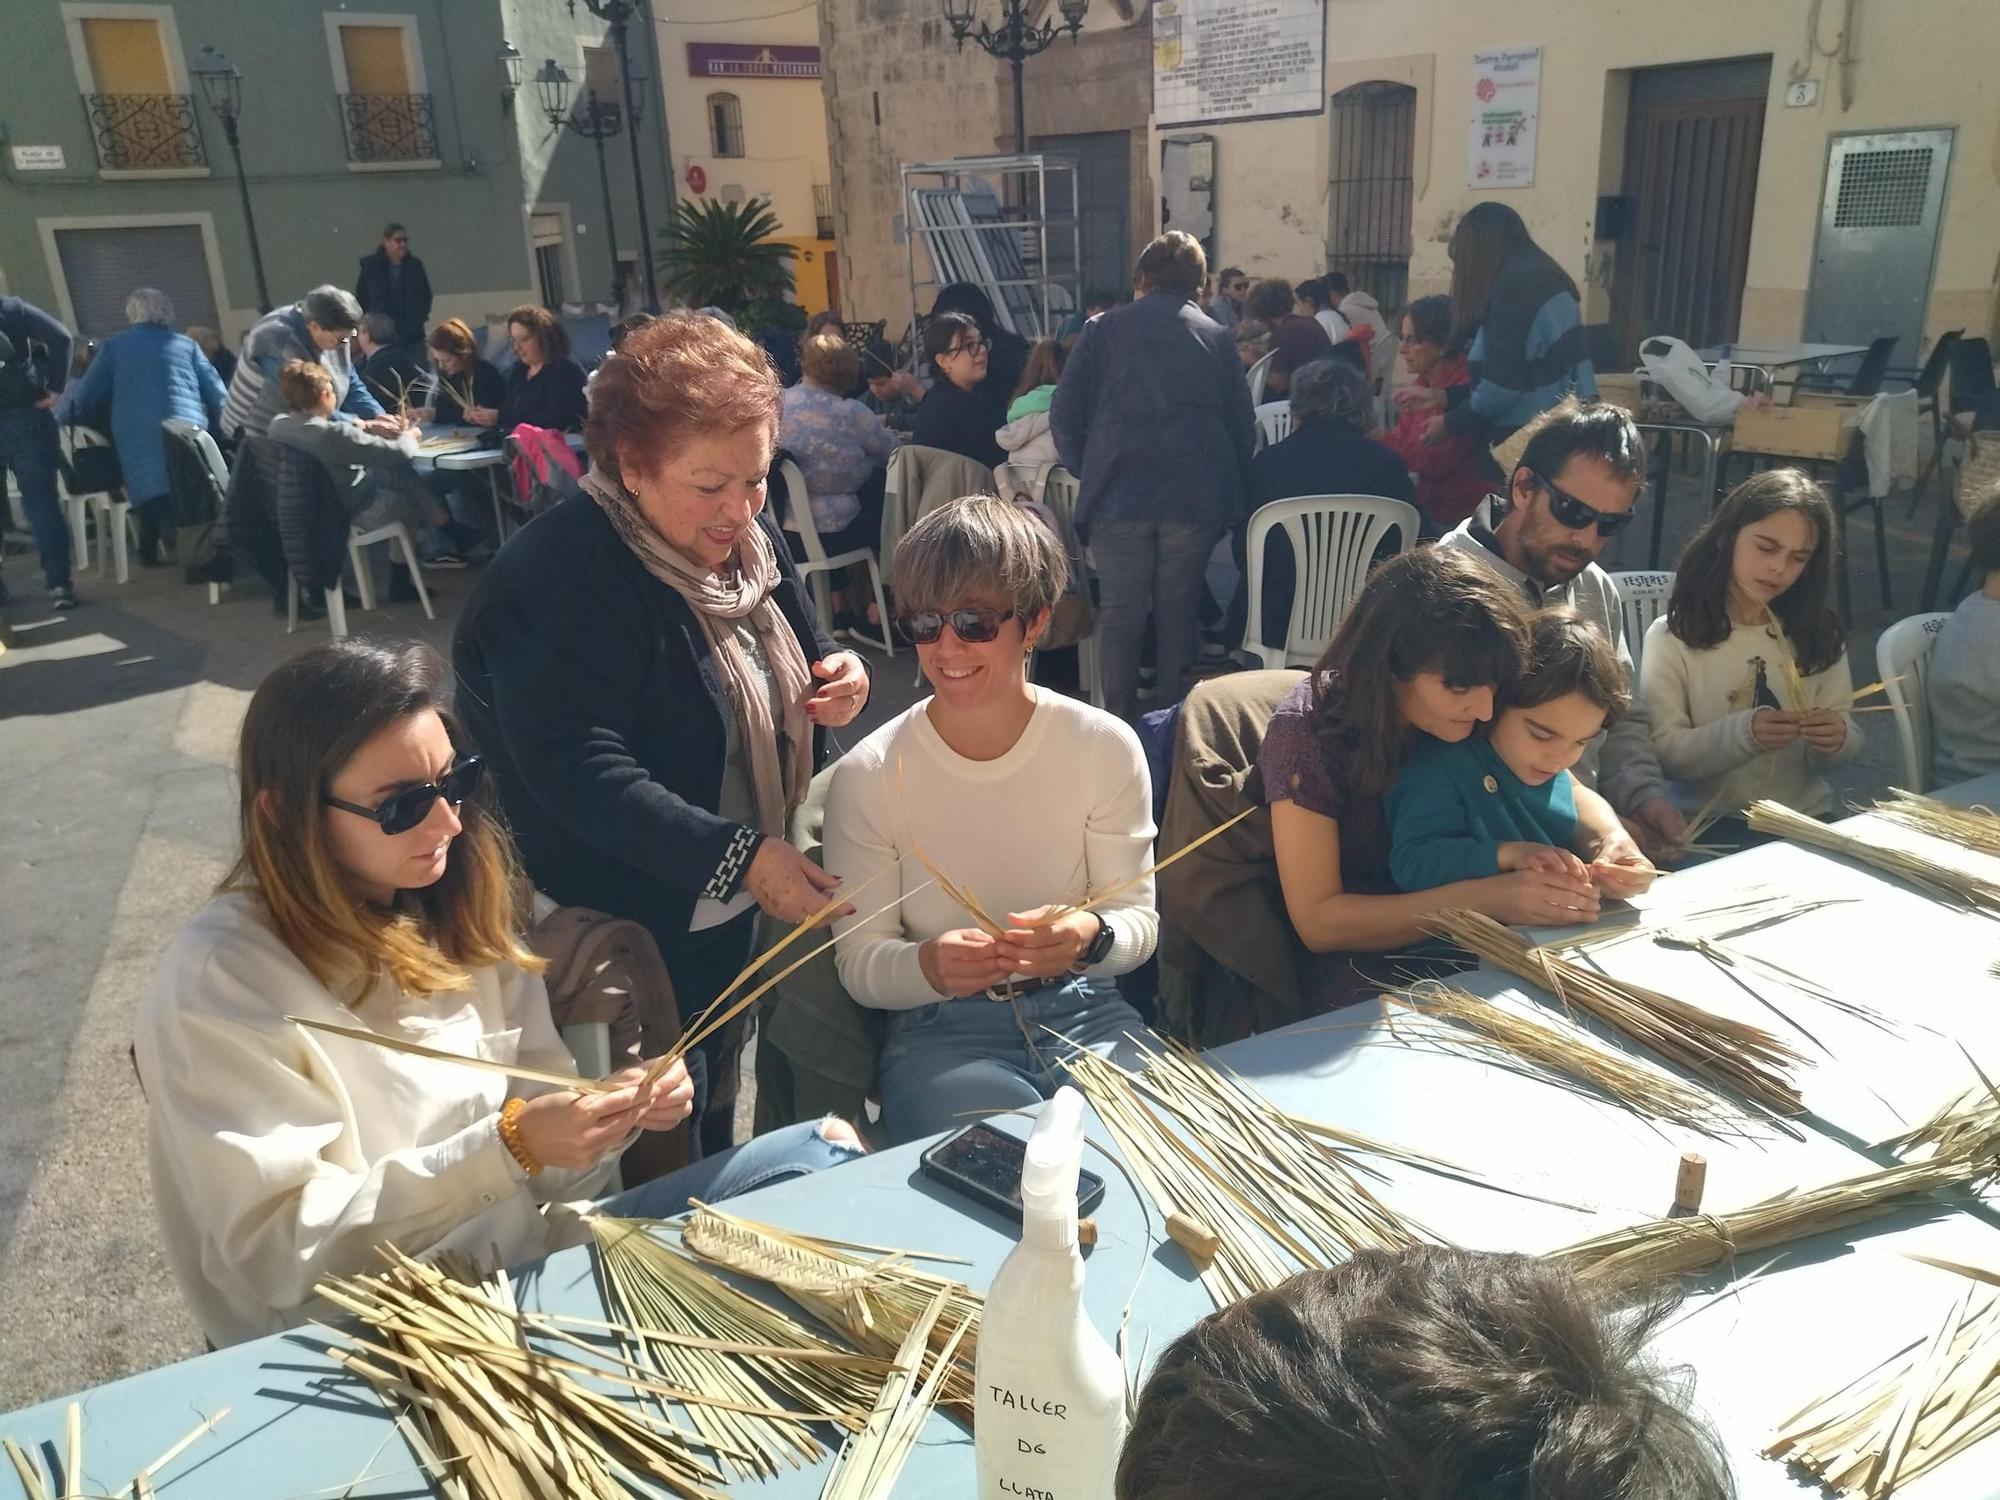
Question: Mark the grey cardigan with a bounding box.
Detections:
[1050,291,1255,531]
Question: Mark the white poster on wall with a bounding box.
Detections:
[1467,45,1542,188]
[1153,0,1325,129]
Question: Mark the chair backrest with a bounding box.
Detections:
[1253,400,1292,450]
[563,313,612,371]
[1848,335,1899,397]
[1244,495,1422,667]
[1911,330,1963,400]
[1370,330,1402,427]
[1876,611,1952,793]
[775,457,835,565]
[1246,348,1277,406]
[1606,570,1675,677]
[1948,337,1996,415]
[162,416,231,489]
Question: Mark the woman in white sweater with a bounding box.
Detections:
[1639,469,1861,847]
[823,497,1159,1142]
[137,640,860,1346]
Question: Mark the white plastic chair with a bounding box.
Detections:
[1876,611,1951,792]
[1607,570,1674,678]
[777,458,892,655]
[1253,400,1293,451]
[348,521,435,620]
[1242,495,1421,669]
[285,573,352,638]
[63,425,132,583]
[1031,464,1103,708]
[1246,349,1278,407]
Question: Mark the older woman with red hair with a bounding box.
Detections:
[454,313,872,1151]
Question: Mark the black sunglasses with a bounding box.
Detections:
[895,607,1017,645]
[324,756,485,835]
[1523,466,1637,537]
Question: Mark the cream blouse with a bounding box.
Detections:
[134,890,615,1347]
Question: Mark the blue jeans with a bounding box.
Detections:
[878,977,1145,1144]
[0,407,71,592]
[611,1117,866,1216]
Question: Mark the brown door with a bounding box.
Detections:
[1616,85,1766,359]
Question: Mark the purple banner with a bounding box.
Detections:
[685,43,821,81]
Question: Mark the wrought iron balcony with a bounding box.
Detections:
[337,92,438,164]
[813,183,835,240]
[82,93,206,171]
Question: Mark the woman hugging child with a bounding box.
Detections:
[1638,469,1861,846]
[1387,608,1652,898]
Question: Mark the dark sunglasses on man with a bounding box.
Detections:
[1520,465,1637,537]
[324,756,485,835]
[894,606,1017,646]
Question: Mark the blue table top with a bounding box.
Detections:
[7,776,2000,1497]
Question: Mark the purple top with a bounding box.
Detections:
[1256,675,1394,897]
[779,382,900,535]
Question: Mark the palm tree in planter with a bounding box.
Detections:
[658,197,794,314]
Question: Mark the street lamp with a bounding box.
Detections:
[190,44,272,313]
[536,59,628,307]
[942,0,1088,154]
[566,0,665,314]
[495,41,524,111]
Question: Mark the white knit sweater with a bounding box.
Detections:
[822,688,1160,1008]
[135,891,613,1346]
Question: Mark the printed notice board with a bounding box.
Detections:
[1153,0,1325,128]
[1467,45,1542,187]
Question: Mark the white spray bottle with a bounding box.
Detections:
[975,1087,1127,1500]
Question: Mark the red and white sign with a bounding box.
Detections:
[686,163,707,195]
[1467,46,1541,188]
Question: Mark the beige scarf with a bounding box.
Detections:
[583,467,813,839]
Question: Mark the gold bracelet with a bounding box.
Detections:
[498,1096,541,1176]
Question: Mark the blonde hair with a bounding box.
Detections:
[223,640,543,999]
[277,358,334,413]
[800,330,860,390]
[893,495,1068,618]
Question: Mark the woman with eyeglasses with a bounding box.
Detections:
[135,639,860,1348]
[454,313,872,1154]
[464,304,587,438]
[909,311,1008,470]
[821,496,1160,1144]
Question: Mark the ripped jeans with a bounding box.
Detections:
[609,1116,866,1216]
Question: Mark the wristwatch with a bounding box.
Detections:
[1074,914,1116,971]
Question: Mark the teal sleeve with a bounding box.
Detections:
[1387,757,1502,892]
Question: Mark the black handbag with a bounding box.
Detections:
[60,433,122,496]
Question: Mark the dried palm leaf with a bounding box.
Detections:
[1763,1260,2000,1496]
[679,1205,982,1421]
[288,1016,615,1094]
[1882,1051,2000,1163]
[6,1440,46,1500]
[1425,909,1808,1126]
[1746,799,2000,918]
[1383,984,1755,1136]
[1873,789,2000,861]
[1043,805,1258,922]
[818,1287,973,1500]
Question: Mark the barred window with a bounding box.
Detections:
[708,92,744,158]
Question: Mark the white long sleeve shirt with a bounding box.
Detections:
[821,689,1160,1008]
[1638,616,1862,818]
[135,891,614,1347]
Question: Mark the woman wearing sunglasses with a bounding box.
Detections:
[135,640,859,1348]
[820,497,1159,1143]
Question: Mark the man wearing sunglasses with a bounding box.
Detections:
[1438,399,1688,864]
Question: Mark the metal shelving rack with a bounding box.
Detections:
[901,153,1082,365]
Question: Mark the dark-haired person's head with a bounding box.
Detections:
[1289,358,1374,434]
[381,222,409,261]
[1400,293,1456,378]
[609,311,659,351]
[1499,398,1646,587]
[1117,1247,1733,1500]
[1294,276,1329,313]
[931,282,997,337]
[1324,270,1351,297]
[1244,278,1295,325]
[1449,201,1577,353]
[1135,231,1207,300]
[924,310,988,390]
[1967,484,2000,576]
[1491,607,1628,786]
[1216,266,1250,307]
[1084,286,1121,317]
[1310,546,1532,797]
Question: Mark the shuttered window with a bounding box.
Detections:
[338,25,412,94]
[54,224,219,340]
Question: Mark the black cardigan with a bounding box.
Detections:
[452,497,843,961]
[909,378,1007,470]
[495,356,588,435]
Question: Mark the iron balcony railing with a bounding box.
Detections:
[82,93,206,171]
[337,92,438,164]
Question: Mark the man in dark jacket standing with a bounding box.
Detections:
[352,222,433,347]
[0,295,78,610]
[1052,230,1253,719]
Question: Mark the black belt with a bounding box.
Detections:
[981,972,1076,1002]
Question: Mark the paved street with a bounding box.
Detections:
[0,473,1956,1407]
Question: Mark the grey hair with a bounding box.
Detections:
[126,287,175,326]
[1290,357,1373,433]
[300,285,363,333]
[893,495,1068,622]
[693,306,738,331]
[361,312,398,347]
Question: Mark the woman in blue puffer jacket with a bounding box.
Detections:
[60,287,227,565]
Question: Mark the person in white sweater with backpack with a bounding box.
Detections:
[822,497,1159,1143]
[1639,469,1861,852]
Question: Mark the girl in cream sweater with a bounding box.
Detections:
[1639,470,1861,845]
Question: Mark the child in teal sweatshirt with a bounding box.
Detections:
[1387,608,1633,892]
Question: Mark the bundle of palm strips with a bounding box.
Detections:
[1746,799,2000,918]
[1425,909,1808,1127]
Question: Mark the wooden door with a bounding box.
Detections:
[1617,94,1765,358]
